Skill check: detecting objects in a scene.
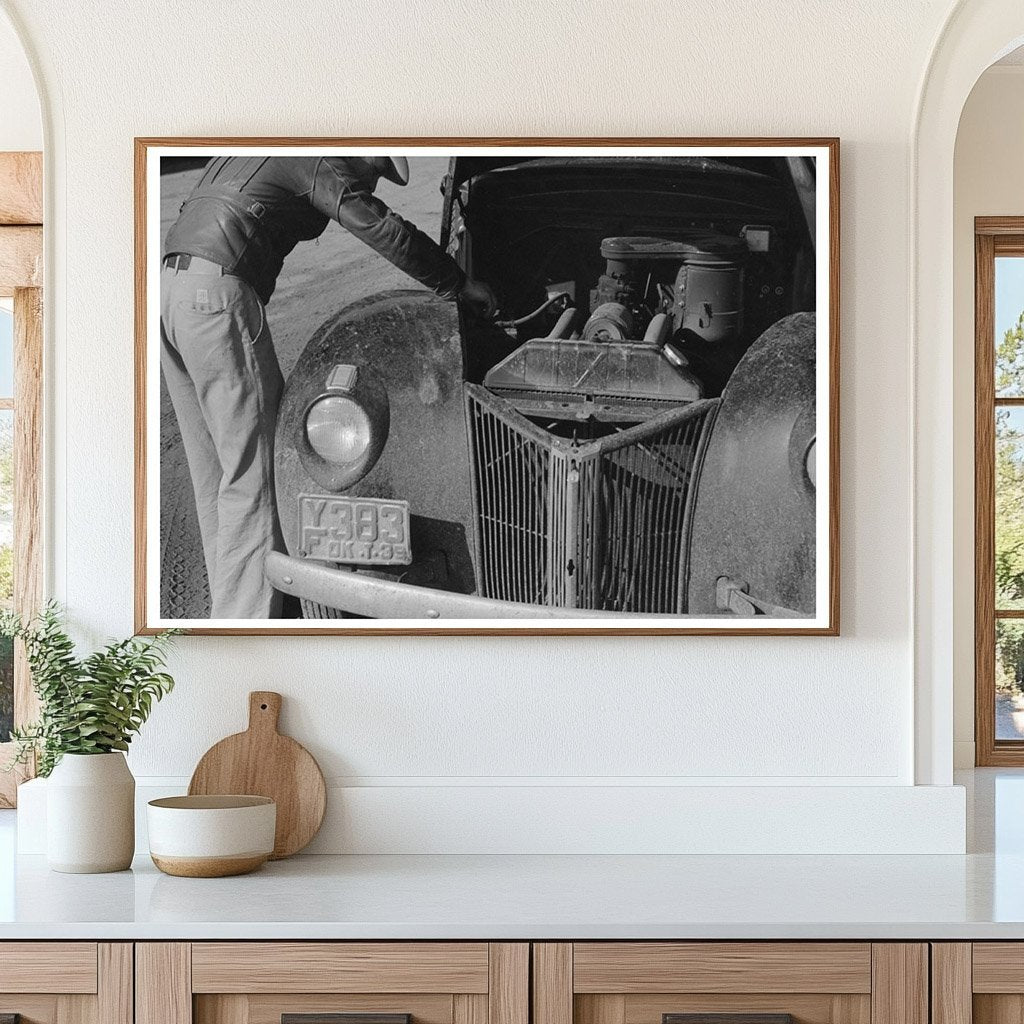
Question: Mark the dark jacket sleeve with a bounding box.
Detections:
[309,159,465,300]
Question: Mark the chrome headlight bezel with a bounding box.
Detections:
[297,364,390,491]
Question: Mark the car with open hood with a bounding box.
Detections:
[266,153,820,622]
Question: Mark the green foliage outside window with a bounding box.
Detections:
[996,311,1024,693]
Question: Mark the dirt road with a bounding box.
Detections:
[158,157,449,618]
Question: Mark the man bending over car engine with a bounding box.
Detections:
[160,155,497,619]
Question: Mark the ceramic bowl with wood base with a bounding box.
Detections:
[147,795,276,877]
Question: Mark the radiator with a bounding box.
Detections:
[465,384,718,613]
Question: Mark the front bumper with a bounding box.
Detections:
[265,552,635,620]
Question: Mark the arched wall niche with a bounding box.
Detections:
[950,46,1024,770]
[914,1,1024,785]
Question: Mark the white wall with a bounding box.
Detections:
[952,65,1024,767]
[0,0,977,852]
[0,9,39,152]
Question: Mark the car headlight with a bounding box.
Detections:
[306,395,372,465]
[299,364,389,491]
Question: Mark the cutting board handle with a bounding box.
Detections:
[248,691,282,734]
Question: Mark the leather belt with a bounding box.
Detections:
[163,253,226,275]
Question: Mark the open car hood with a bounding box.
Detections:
[447,154,800,187]
[443,154,817,253]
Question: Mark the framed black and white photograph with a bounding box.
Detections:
[135,138,839,635]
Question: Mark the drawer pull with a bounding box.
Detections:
[664,1016,795,1024]
[283,1016,411,1024]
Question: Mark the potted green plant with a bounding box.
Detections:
[2,603,177,873]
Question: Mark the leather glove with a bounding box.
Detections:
[458,278,498,319]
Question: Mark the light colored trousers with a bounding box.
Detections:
[160,265,284,619]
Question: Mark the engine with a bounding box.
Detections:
[584,234,746,348]
[483,232,748,433]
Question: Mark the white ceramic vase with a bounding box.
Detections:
[46,752,135,873]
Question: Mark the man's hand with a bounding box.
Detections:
[458,277,498,319]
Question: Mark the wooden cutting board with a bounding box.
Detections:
[188,691,326,859]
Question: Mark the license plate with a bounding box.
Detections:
[297,494,412,566]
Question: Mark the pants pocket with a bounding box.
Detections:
[246,295,267,345]
[231,279,267,346]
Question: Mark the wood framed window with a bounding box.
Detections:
[975,217,1024,764]
[0,151,43,806]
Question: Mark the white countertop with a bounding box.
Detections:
[0,849,1021,941]
[1,769,1022,941]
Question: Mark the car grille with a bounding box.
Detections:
[299,599,351,619]
[465,384,719,613]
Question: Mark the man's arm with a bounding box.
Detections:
[310,159,465,299]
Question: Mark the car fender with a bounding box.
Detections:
[274,289,476,594]
[685,312,817,617]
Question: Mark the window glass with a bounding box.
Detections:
[996,406,1024,610]
[995,254,1024,744]
[996,257,1024,396]
[997,620,1024,740]
[0,306,12,400]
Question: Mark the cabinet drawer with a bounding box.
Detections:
[534,944,926,1024]
[0,943,130,1024]
[973,944,1024,992]
[0,942,99,994]
[191,944,490,994]
[572,944,872,994]
[571,943,872,1024]
[139,943,528,1024]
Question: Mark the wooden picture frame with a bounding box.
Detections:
[135,137,840,636]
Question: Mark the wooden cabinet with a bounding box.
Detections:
[0,943,132,1024]
[136,944,528,1024]
[932,943,1024,1024]
[532,944,928,1024]
[0,938,949,1024]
